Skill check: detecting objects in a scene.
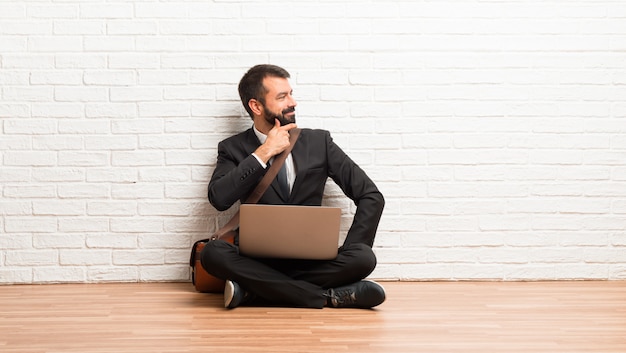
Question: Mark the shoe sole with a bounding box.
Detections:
[224,280,235,308]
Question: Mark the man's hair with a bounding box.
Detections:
[238,64,291,119]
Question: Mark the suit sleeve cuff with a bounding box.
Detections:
[251,153,267,169]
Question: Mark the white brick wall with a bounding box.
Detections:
[2,0,626,284]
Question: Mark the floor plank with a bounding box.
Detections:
[0,281,625,353]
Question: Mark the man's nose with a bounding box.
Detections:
[288,95,297,107]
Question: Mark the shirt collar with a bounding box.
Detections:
[253,124,267,144]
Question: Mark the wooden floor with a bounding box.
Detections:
[0,281,625,353]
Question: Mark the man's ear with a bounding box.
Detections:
[248,99,263,116]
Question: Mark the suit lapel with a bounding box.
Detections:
[240,128,261,154]
[271,164,289,202]
[289,131,308,199]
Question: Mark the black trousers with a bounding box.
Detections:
[200,239,377,308]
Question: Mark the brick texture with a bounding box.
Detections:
[2,1,626,284]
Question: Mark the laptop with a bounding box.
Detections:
[238,204,341,260]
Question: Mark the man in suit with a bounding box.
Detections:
[201,64,386,309]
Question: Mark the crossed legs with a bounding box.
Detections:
[200,240,377,308]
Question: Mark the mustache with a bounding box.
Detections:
[282,107,295,115]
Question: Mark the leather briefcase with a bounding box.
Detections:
[190,231,235,293]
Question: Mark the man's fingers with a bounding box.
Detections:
[271,119,297,132]
[282,123,297,131]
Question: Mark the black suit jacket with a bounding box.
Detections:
[208,127,384,247]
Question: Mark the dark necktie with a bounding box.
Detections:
[276,162,290,199]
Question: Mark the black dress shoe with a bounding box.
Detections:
[224,280,254,309]
[325,280,386,308]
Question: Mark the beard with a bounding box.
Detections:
[263,106,296,126]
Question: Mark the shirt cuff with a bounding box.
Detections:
[251,153,267,169]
